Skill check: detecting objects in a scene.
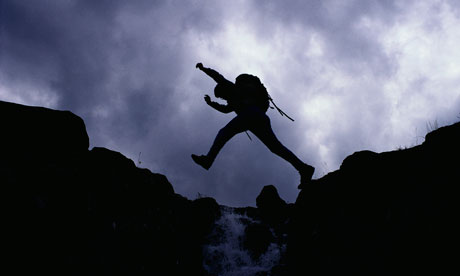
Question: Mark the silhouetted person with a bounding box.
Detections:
[192,63,315,187]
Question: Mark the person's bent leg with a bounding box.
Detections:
[192,115,248,169]
[207,115,247,162]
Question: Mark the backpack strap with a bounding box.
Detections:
[268,94,295,122]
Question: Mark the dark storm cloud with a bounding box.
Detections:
[2,0,459,206]
[216,0,407,173]
[251,0,404,75]
[1,0,117,104]
[0,0,246,204]
[0,0,219,140]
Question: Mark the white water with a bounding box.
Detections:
[203,207,285,276]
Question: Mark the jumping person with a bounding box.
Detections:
[191,63,315,187]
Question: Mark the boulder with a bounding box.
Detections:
[0,100,89,160]
[256,185,288,225]
[243,223,274,260]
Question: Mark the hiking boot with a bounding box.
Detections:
[191,154,212,170]
[298,164,315,189]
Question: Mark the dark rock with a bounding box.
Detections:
[234,206,260,219]
[242,223,275,260]
[192,197,221,238]
[1,101,215,276]
[3,100,460,275]
[289,122,460,276]
[270,264,289,276]
[0,100,89,161]
[257,185,287,209]
[424,121,460,147]
[256,185,288,225]
[339,150,379,171]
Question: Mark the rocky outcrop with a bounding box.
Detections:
[256,185,289,226]
[2,101,219,275]
[289,122,460,276]
[2,100,459,275]
[0,100,89,159]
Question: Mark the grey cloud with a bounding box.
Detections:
[251,0,405,74]
[2,0,459,206]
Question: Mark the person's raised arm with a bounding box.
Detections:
[196,63,231,85]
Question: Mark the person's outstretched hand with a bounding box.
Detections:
[204,94,211,105]
[196,63,204,70]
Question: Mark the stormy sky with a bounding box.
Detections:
[1,0,460,206]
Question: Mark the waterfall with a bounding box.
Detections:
[203,207,287,276]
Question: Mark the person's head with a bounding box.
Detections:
[214,83,230,100]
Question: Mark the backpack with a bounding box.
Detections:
[235,74,294,121]
[235,74,270,112]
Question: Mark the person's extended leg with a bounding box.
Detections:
[192,115,248,170]
[250,115,303,170]
[250,114,314,185]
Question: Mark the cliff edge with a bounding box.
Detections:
[2,100,458,275]
[1,101,219,275]
[290,120,459,275]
